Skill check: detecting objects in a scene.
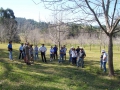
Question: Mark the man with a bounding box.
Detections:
[53,45,58,60]
[39,44,47,62]
[19,43,24,59]
[76,46,80,57]
[50,46,54,61]
[63,45,67,60]
[77,48,86,68]
[80,47,86,66]
[23,43,26,63]
[69,46,73,63]
[25,42,31,65]
[102,50,107,72]
[8,41,13,60]
[34,45,39,60]
[58,47,65,63]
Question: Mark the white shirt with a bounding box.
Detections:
[19,45,23,51]
[50,48,54,54]
[39,46,47,52]
[34,46,38,53]
[63,47,67,53]
[103,52,107,62]
[71,50,77,57]
[69,49,72,55]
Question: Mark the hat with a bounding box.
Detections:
[102,50,105,53]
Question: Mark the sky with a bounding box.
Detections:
[0,0,52,22]
[0,0,119,25]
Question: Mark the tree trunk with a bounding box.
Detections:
[108,35,114,76]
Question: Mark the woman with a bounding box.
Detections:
[30,44,34,63]
[71,48,77,65]
[50,46,54,61]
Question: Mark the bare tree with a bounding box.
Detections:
[77,32,87,47]
[48,23,68,45]
[28,29,41,45]
[0,24,4,43]
[48,24,59,44]
[36,0,120,76]
[2,19,18,42]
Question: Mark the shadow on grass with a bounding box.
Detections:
[0,48,20,60]
[0,49,120,90]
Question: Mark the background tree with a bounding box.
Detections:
[0,7,20,42]
[28,29,41,45]
[39,0,120,76]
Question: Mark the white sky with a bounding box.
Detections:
[0,0,52,22]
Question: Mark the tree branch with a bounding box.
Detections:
[111,0,117,27]
[85,0,108,35]
[102,0,110,31]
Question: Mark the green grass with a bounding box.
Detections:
[0,43,120,90]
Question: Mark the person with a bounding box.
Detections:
[25,42,31,65]
[80,47,86,66]
[102,50,107,72]
[63,45,67,60]
[19,43,24,59]
[69,46,73,63]
[50,46,54,61]
[77,48,86,68]
[8,41,13,60]
[34,45,39,60]
[71,48,77,65]
[100,52,103,69]
[39,44,47,63]
[29,44,34,63]
[58,47,65,63]
[53,45,58,60]
[23,43,27,63]
[76,46,80,57]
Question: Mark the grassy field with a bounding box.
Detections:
[0,43,120,90]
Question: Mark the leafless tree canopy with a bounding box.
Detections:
[34,0,120,76]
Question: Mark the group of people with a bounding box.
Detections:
[68,46,86,68]
[8,41,86,67]
[18,43,59,65]
[7,41,107,72]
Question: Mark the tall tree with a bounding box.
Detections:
[37,0,120,76]
[0,7,18,42]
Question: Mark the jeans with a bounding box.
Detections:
[9,51,13,60]
[72,57,77,65]
[34,52,39,60]
[41,52,47,62]
[50,54,54,61]
[54,51,58,59]
[69,55,72,63]
[59,55,64,63]
[103,62,106,72]
[100,59,103,69]
[77,58,83,67]
[19,50,24,59]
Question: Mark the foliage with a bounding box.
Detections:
[16,17,49,33]
[0,7,20,43]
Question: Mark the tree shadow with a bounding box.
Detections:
[0,48,120,90]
